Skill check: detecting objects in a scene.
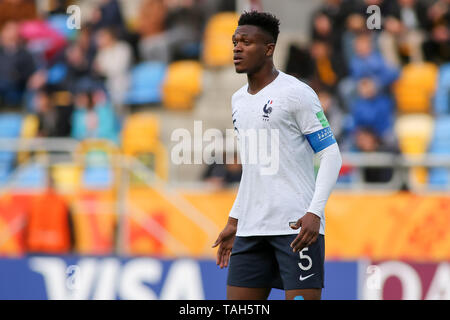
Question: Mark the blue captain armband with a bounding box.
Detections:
[305,127,337,153]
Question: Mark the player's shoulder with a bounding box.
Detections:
[231,84,248,108]
[277,72,320,111]
[232,84,248,99]
[279,71,319,100]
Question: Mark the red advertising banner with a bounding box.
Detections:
[360,260,450,300]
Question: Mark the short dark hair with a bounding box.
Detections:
[238,11,280,43]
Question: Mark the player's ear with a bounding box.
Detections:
[265,43,276,57]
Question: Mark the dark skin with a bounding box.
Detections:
[231,25,278,93]
[212,24,322,300]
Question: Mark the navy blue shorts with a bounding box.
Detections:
[227,234,324,290]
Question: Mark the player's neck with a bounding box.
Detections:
[247,63,279,95]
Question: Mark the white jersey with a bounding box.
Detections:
[229,71,337,237]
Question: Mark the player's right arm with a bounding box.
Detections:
[212,91,242,268]
[212,217,237,269]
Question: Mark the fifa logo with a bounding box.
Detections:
[262,100,273,121]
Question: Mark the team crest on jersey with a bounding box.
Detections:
[262,100,273,121]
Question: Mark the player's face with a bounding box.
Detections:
[232,25,273,74]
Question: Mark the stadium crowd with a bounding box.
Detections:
[0,0,448,187]
[0,0,234,138]
[286,0,450,184]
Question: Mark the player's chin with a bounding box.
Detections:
[234,63,247,74]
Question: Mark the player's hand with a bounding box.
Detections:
[212,218,237,269]
[289,212,320,253]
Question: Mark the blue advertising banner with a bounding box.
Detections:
[0,257,358,300]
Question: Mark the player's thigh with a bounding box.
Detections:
[227,236,280,290]
[227,286,271,300]
[270,234,325,292]
[285,288,322,300]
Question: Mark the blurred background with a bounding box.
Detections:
[0,0,449,300]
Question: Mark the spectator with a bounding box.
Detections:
[311,0,356,52]
[340,32,399,110]
[0,0,38,30]
[137,0,167,39]
[164,0,206,61]
[317,88,345,144]
[88,0,140,62]
[34,87,58,137]
[25,168,74,255]
[64,43,92,88]
[352,127,396,183]
[311,12,335,47]
[345,32,400,147]
[46,0,71,15]
[309,40,348,93]
[203,151,242,190]
[350,33,400,93]
[350,77,395,144]
[48,40,94,93]
[422,0,450,64]
[284,43,314,83]
[90,0,127,39]
[18,19,67,64]
[341,13,379,64]
[93,27,132,115]
[139,0,205,63]
[137,0,170,62]
[33,86,73,137]
[378,0,430,66]
[0,21,39,109]
[71,80,119,144]
[75,26,97,71]
[285,40,347,95]
[338,0,399,63]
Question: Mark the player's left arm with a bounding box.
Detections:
[289,88,343,253]
[290,143,342,252]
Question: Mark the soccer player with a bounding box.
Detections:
[212,11,343,300]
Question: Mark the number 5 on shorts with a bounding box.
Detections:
[298,248,312,271]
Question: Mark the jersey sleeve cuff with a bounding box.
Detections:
[306,208,323,219]
[229,211,239,219]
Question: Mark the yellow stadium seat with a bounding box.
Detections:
[395,114,434,154]
[121,113,168,181]
[393,62,438,114]
[21,114,39,138]
[17,114,39,164]
[202,12,239,67]
[51,163,81,192]
[395,114,434,187]
[162,60,203,110]
[122,112,160,150]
